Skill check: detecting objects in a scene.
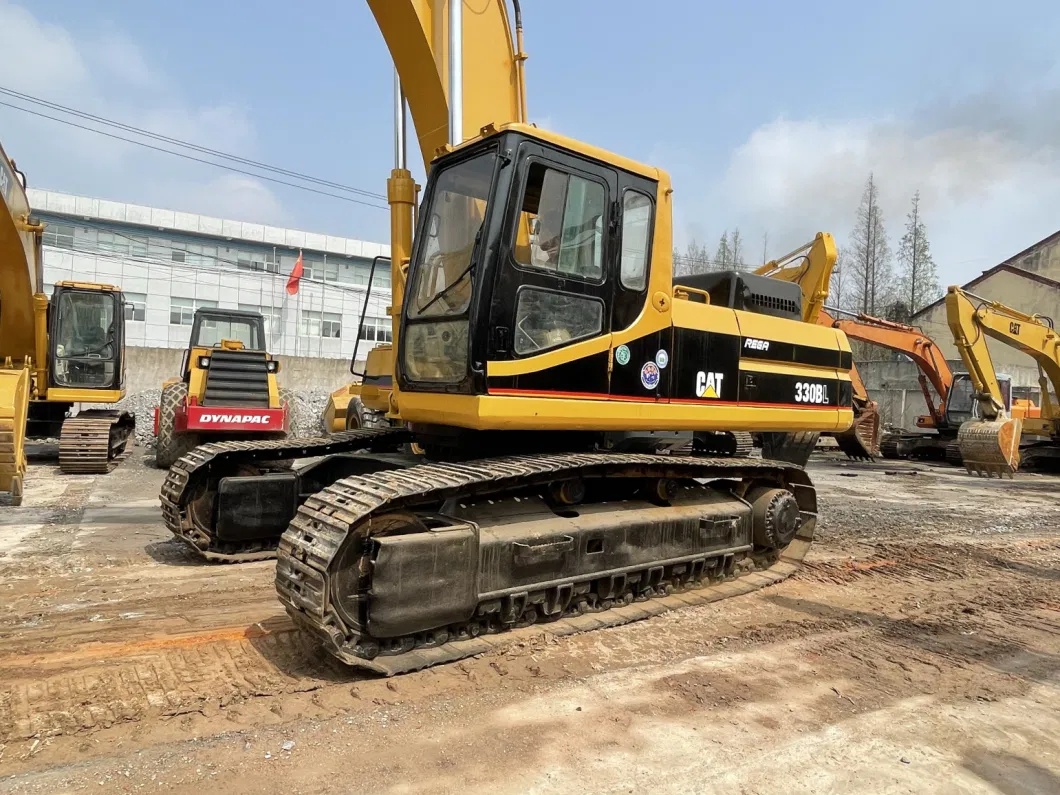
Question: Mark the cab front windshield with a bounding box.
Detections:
[946,374,1012,424]
[193,315,264,349]
[53,290,119,388]
[408,150,496,318]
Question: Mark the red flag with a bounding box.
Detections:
[286,251,304,295]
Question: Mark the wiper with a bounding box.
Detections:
[416,224,484,317]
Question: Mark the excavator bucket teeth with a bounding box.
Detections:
[957,418,1022,478]
[834,402,881,460]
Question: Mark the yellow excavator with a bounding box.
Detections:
[946,285,1060,476]
[0,143,134,504]
[325,256,397,432]
[753,239,880,461]
[160,1,854,673]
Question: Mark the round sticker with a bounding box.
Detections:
[640,361,661,390]
[655,349,669,369]
[615,345,631,366]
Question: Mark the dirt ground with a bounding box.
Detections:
[1,444,1058,794]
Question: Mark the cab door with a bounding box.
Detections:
[485,142,618,398]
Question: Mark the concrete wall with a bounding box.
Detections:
[117,346,364,396]
[857,358,1044,429]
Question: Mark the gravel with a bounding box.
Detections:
[286,389,331,438]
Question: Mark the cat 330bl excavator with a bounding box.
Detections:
[947,285,1060,476]
[160,0,854,674]
[0,142,134,505]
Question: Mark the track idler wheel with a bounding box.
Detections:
[747,486,801,551]
[957,418,1022,477]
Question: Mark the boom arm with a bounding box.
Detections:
[367,0,524,170]
[826,310,953,427]
[0,142,44,365]
[754,232,837,324]
[945,286,1060,421]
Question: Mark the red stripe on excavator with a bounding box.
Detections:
[488,387,842,410]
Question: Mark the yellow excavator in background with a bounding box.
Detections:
[161,1,854,674]
[0,142,134,504]
[946,285,1060,476]
[754,240,879,460]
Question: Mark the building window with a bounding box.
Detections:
[357,316,392,344]
[42,223,74,249]
[170,241,186,264]
[124,292,147,322]
[301,310,342,339]
[239,304,281,337]
[237,249,279,273]
[303,257,338,282]
[170,297,217,326]
[186,243,219,268]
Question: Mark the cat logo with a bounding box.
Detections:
[695,371,724,399]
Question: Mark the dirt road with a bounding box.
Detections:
[1,448,1058,794]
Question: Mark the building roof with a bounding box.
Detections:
[913,255,1060,319]
[26,188,390,261]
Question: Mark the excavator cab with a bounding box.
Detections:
[943,372,1013,428]
[49,283,125,391]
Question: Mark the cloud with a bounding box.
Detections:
[668,80,1060,285]
[180,174,288,226]
[0,1,285,224]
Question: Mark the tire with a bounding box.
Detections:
[760,431,820,467]
[345,397,364,431]
[279,387,298,439]
[155,382,199,469]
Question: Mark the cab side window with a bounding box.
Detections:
[620,191,653,290]
[513,162,606,282]
[514,288,604,356]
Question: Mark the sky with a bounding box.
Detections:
[2,0,1059,287]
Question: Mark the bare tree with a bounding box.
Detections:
[896,191,940,314]
[848,174,893,315]
[673,239,713,276]
[830,246,848,311]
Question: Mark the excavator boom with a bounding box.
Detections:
[944,286,1060,475]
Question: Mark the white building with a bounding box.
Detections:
[27,188,394,362]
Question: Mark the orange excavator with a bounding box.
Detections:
[818,311,881,459]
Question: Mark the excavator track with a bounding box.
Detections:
[58,411,136,474]
[276,453,817,676]
[159,427,411,562]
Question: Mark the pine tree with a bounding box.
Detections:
[848,174,893,315]
[896,191,939,314]
[730,228,743,270]
[715,231,732,270]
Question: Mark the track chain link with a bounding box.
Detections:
[159,427,411,561]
